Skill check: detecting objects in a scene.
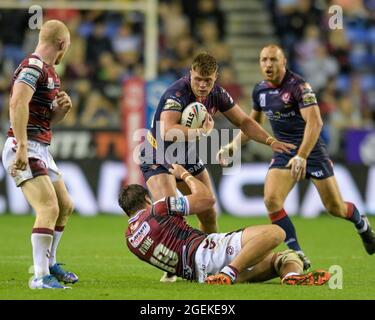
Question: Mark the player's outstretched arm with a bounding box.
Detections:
[168,164,215,214]
[218,107,295,166]
[9,82,34,172]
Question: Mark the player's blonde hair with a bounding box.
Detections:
[39,20,70,46]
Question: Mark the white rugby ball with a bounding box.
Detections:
[180,102,207,129]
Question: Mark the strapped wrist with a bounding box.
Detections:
[266,136,277,146]
[294,154,306,161]
[180,171,191,180]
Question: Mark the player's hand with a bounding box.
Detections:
[216,145,234,167]
[200,113,214,136]
[271,140,296,154]
[12,143,28,176]
[286,155,306,181]
[56,91,72,113]
[168,164,188,180]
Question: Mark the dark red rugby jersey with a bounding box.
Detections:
[7,53,61,144]
[125,197,206,280]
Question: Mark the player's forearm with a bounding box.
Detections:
[181,172,215,213]
[240,117,273,146]
[10,100,29,145]
[298,120,323,159]
[225,131,248,153]
[230,110,264,149]
[51,108,69,124]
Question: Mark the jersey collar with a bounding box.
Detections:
[128,209,146,224]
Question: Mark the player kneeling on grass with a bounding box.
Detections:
[119,164,329,286]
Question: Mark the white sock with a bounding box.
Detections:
[31,233,53,278]
[49,230,64,267]
[283,272,300,280]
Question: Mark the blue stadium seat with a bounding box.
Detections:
[335,74,351,92]
[360,74,375,91]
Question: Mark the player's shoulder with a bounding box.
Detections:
[152,198,169,214]
[164,76,191,98]
[285,69,307,86]
[19,53,45,72]
[212,83,229,96]
[209,83,234,108]
[161,76,192,111]
[252,80,268,96]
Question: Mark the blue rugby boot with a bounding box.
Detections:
[29,274,71,289]
[50,263,78,284]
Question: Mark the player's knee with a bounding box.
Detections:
[258,225,285,249]
[267,225,285,247]
[61,199,74,217]
[264,194,283,212]
[43,201,60,222]
[273,225,286,244]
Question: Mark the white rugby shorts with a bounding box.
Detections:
[194,230,243,283]
[2,137,61,186]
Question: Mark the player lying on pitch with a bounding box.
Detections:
[119,164,330,285]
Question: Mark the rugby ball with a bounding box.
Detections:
[180,102,207,129]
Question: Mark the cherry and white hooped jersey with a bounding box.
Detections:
[7,53,60,144]
[125,197,206,280]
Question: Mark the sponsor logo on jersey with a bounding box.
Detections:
[16,67,42,88]
[302,92,317,106]
[169,196,187,214]
[226,246,234,255]
[28,58,43,69]
[281,92,291,104]
[139,236,154,255]
[164,98,182,111]
[147,131,158,149]
[259,93,266,107]
[47,77,55,89]
[265,110,296,121]
[22,67,41,78]
[129,221,150,248]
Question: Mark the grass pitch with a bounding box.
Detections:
[1,213,374,300]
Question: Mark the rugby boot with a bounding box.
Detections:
[50,263,78,284]
[205,273,232,285]
[29,274,71,289]
[282,269,330,286]
[359,216,375,255]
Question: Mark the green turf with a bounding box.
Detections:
[0,213,374,300]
